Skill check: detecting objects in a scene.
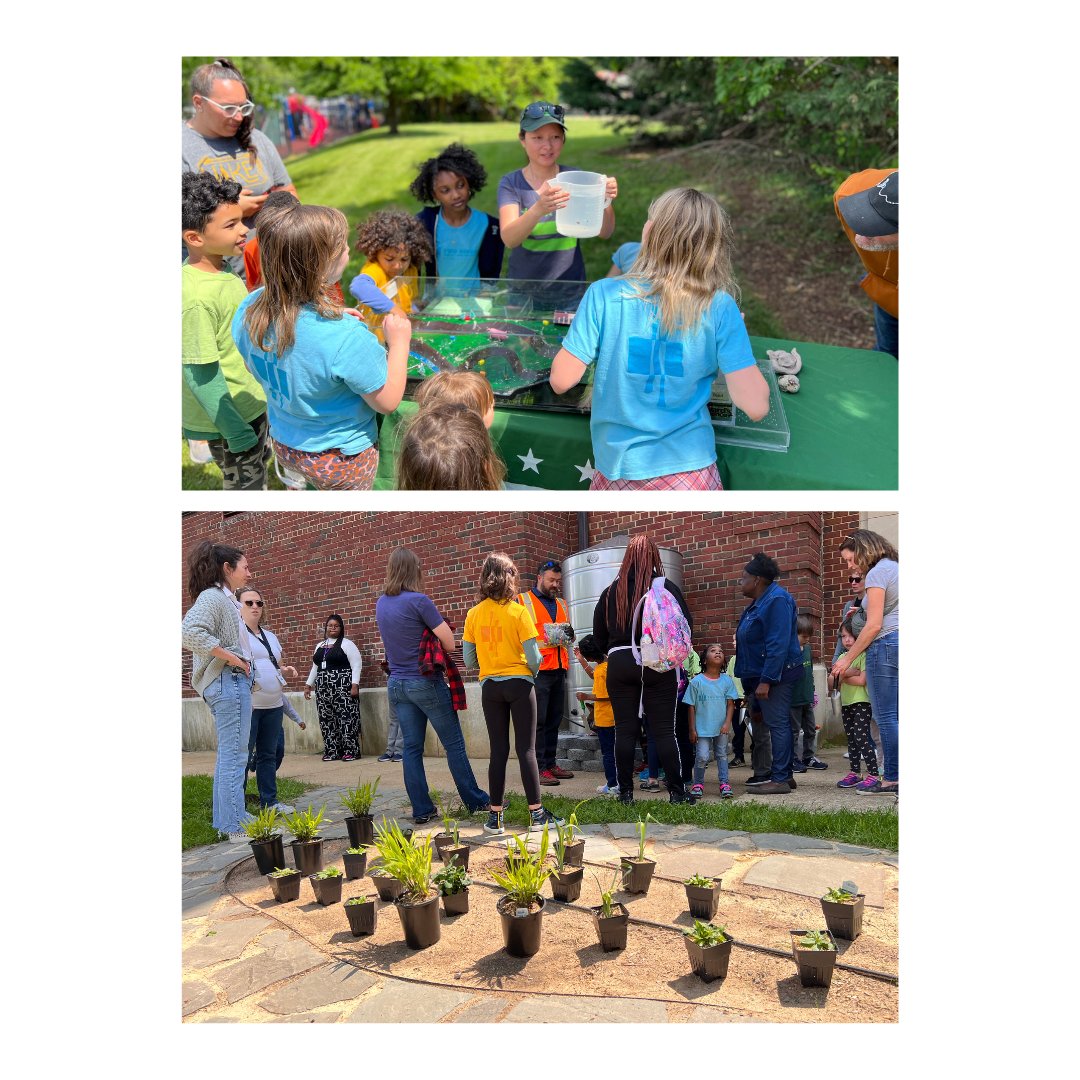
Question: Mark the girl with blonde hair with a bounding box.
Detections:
[231,202,411,489]
[414,371,495,428]
[549,187,770,490]
[463,553,562,835]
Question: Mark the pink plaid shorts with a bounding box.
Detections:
[590,462,723,491]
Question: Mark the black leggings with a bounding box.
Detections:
[607,650,685,799]
[481,678,542,806]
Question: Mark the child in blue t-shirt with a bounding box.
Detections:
[550,187,770,491]
[411,143,504,287]
[684,643,740,798]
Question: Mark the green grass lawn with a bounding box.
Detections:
[182,774,319,850]
[499,792,898,852]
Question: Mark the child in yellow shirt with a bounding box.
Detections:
[463,552,562,835]
[575,634,618,796]
[348,209,433,330]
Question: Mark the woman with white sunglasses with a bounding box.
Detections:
[182,57,297,272]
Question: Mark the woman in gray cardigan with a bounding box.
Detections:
[182,540,255,841]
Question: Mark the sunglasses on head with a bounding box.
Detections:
[522,102,565,122]
[243,598,265,607]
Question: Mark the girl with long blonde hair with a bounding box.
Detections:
[550,187,770,490]
[231,202,411,489]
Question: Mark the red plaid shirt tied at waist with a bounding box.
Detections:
[418,627,468,712]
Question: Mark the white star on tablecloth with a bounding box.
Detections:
[574,459,596,483]
[517,448,543,474]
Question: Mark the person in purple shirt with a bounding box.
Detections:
[374,546,489,824]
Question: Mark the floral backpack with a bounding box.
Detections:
[631,577,693,673]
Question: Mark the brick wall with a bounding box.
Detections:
[181,510,874,695]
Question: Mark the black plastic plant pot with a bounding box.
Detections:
[310,874,344,906]
[345,900,376,936]
[431,833,454,860]
[371,872,405,902]
[249,835,285,876]
[345,814,374,848]
[290,838,324,876]
[790,930,838,988]
[562,839,585,867]
[621,857,656,895]
[268,871,302,903]
[820,894,865,940]
[497,895,545,957]
[550,866,584,903]
[685,880,722,920]
[441,888,470,916]
[591,904,629,951]
[685,936,733,982]
[442,843,470,870]
[395,893,442,949]
[343,850,369,880]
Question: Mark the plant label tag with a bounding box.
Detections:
[516,906,528,918]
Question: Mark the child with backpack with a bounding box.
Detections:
[591,535,697,805]
[685,644,740,798]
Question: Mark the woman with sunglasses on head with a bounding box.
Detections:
[497,102,618,282]
[830,530,899,797]
[183,58,297,272]
[304,614,363,762]
[237,587,300,813]
[181,540,255,842]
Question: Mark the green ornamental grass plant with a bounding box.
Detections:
[340,778,380,817]
[283,804,326,842]
[373,817,434,901]
[490,827,553,907]
[593,869,622,918]
[633,813,657,861]
[242,805,282,842]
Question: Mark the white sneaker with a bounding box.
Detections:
[843,751,850,759]
[596,783,611,794]
[272,803,295,815]
[224,830,250,844]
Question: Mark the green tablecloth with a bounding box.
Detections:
[375,335,897,491]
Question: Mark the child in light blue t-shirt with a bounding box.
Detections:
[549,187,770,490]
[685,643,739,798]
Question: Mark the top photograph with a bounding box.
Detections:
[181,56,898,493]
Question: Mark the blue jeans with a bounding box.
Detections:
[248,705,284,808]
[387,675,488,817]
[596,725,617,788]
[694,734,730,785]
[745,676,796,782]
[874,303,898,359]
[204,668,253,834]
[865,632,899,782]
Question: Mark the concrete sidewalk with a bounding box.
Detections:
[181,744,897,1023]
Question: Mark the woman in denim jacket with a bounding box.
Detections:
[182,540,256,841]
[734,553,804,794]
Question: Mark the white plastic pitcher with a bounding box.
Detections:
[553,171,610,239]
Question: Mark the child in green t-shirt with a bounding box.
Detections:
[182,172,269,489]
[835,616,880,788]
[790,615,827,772]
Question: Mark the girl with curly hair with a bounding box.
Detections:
[348,209,433,327]
[411,143,504,286]
[231,201,411,490]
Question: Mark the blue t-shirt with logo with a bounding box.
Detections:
[561,277,756,480]
[432,208,488,287]
[683,672,739,737]
[232,291,388,455]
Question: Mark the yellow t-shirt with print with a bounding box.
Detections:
[355,260,418,334]
[591,660,614,727]
[463,598,539,681]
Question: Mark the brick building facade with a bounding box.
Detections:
[180,510,887,695]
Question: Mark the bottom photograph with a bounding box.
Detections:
[180,510,899,1024]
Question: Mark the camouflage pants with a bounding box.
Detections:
[208,413,270,491]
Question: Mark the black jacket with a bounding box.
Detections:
[416,206,505,281]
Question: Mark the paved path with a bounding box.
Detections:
[182,750,897,1023]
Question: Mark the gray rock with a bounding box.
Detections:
[741,854,887,907]
[259,963,377,1014]
[182,980,218,1016]
[213,930,326,1004]
[502,996,668,1023]
[672,828,749,845]
[835,843,887,858]
[182,845,252,874]
[654,848,735,880]
[344,979,471,1022]
[716,836,756,851]
[751,833,836,853]
[183,915,272,969]
[608,823,645,839]
[182,883,226,919]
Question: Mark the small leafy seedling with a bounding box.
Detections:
[685,874,716,888]
[432,860,471,896]
[592,869,622,918]
[797,930,836,951]
[823,884,859,904]
[345,846,368,856]
[269,867,298,878]
[685,920,729,947]
[345,895,368,906]
[312,866,343,879]
[632,813,657,861]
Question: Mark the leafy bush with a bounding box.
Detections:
[432,861,471,896]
